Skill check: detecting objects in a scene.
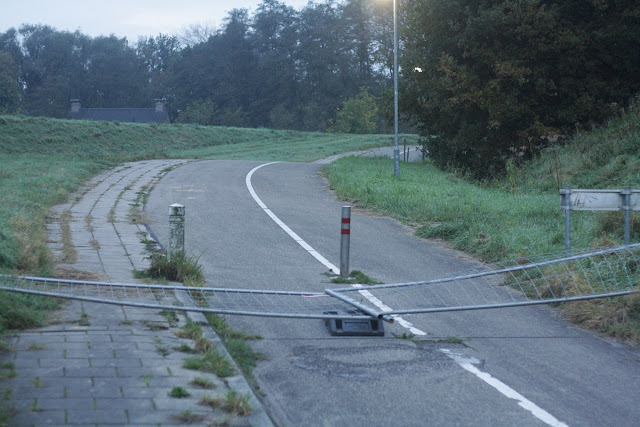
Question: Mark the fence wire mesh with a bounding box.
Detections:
[0,276,369,319]
[1,245,638,320]
[329,244,640,318]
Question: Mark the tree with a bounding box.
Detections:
[83,35,149,107]
[3,1,406,129]
[402,0,640,178]
[179,24,217,47]
[19,25,89,117]
[136,34,181,111]
[340,0,375,83]
[175,99,219,125]
[269,103,297,129]
[0,51,21,113]
[332,88,378,133]
[251,0,300,126]
[297,1,351,124]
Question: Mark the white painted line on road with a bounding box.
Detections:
[248,162,565,426]
[440,350,569,427]
[246,162,337,272]
[246,162,427,336]
[351,285,426,336]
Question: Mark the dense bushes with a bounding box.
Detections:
[402,0,640,178]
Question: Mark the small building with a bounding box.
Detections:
[69,99,170,123]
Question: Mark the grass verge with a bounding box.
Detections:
[327,270,383,285]
[325,157,589,260]
[0,292,61,348]
[324,106,640,342]
[141,249,266,389]
[177,321,235,378]
[199,391,252,416]
[134,251,205,284]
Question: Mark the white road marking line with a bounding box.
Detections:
[351,285,426,336]
[440,350,569,427]
[246,162,426,337]
[247,162,565,427]
[246,162,337,272]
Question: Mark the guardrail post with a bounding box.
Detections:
[561,186,572,255]
[623,187,631,245]
[340,206,351,279]
[169,204,185,259]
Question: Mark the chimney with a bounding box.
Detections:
[70,99,81,113]
[155,98,166,112]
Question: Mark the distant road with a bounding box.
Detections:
[146,160,640,426]
[313,145,423,164]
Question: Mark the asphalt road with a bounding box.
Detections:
[146,160,640,426]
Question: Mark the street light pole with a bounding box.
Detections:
[392,0,400,176]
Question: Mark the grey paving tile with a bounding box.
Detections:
[9,384,65,399]
[95,397,155,411]
[64,384,123,399]
[64,350,108,359]
[117,366,173,379]
[36,397,95,411]
[145,375,205,389]
[8,408,66,425]
[12,358,40,369]
[25,366,65,377]
[67,408,128,425]
[62,333,91,343]
[127,408,211,425]
[39,358,89,369]
[14,335,66,345]
[64,367,118,378]
[152,397,210,412]
[89,357,142,369]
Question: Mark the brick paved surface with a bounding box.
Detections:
[1,160,272,426]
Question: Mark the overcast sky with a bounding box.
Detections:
[0,0,311,42]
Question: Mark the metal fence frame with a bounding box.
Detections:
[2,244,639,321]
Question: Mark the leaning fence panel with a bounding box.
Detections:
[0,275,370,320]
[328,244,640,318]
[1,245,638,320]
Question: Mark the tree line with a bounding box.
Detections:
[0,0,393,133]
[1,0,638,177]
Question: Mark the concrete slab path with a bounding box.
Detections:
[1,160,272,426]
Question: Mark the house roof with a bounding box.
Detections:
[71,107,169,123]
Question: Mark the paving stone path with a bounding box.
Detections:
[1,160,272,426]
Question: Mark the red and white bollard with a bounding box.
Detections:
[340,206,351,279]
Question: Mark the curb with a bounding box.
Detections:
[173,289,275,426]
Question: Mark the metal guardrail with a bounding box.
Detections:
[561,187,639,252]
[1,244,638,321]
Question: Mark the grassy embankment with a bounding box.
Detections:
[0,114,413,345]
[325,106,640,342]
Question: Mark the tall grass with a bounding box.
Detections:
[326,157,600,261]
[0,154,101,273]
[324,106,640,342]
[513,105,640,192]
